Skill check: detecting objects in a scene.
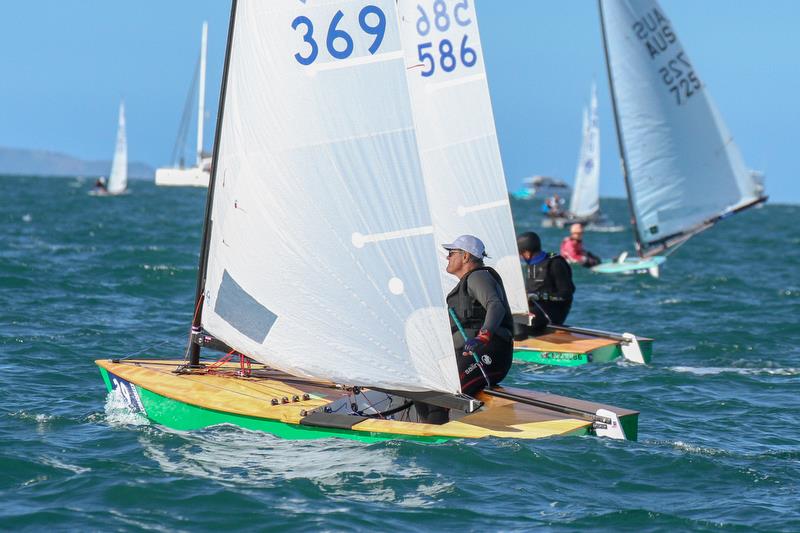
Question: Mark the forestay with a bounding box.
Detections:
[200,0,460,394]
[569,84,600,219]
[107,101,127,194]
[600,0,762,252]
[396,0,528,314]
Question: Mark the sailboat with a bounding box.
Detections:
[155,22,211,187]
[90,101,128,196]
[592,0,767,277]
[542,84,601,229]
[96,0,637,442]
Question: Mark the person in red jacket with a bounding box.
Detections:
[560,224,601,267]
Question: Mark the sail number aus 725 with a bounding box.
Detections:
[658,51,702,106]
[415,0,477,77]
[292,5,386,66]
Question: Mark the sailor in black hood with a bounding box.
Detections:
[515,231,575,338]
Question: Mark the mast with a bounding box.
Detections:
[196,21,208,168]
[597,0,644,257]
[187,3,237,366]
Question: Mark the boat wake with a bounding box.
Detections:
[103,388,149,427]
[668,366,800,376]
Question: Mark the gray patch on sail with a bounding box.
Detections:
[214,270,276,343]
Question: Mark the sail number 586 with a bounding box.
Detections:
[415,0,476,77]
[417,35,476,77]
[292,5,386,65]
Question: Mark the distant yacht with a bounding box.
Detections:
[90,101,127,196]
[155,22,210,188]
[512,175,571,201]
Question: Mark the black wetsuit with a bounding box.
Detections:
[446,267,514,396]
[516,252,575,337]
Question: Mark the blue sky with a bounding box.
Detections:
[1,1,797,203]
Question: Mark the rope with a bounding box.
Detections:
[117,340,174,361]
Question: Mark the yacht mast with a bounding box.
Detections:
[196,21,208,168]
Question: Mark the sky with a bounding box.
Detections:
[1,1,798,203]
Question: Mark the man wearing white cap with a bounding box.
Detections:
[441,234,514,396]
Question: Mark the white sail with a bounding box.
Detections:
[600,0,762,250]
[569,84,600,219]
[106,101,127,195]
[395,0,528,315]
[200,0,460,394]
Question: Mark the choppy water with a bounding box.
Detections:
[1,175,798,531]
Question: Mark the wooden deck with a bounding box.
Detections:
[97,358,635,440]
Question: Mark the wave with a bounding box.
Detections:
[668,366,800,376]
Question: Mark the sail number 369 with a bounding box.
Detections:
[416,0,476,77]
[292,5,386,65]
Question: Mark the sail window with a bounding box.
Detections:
[214,270,277,344]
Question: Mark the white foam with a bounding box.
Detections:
[669,366,800,376]
[39,456,91,475]
[103,388,149,427]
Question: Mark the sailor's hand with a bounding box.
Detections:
[463,329,491,355]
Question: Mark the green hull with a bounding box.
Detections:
[591,255,666,275]
[97,359,638,441]
[99,367,450,443]
[513,339,653,367]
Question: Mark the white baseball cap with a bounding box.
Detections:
[441,235,488,259]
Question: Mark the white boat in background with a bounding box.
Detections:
[91,101,128,196]
[568,83,601,223]
[592,0,767,277]
[542,83,620,231]
[155,22,211,188]
[512,175,571,201]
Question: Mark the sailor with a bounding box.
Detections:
[443,234,514,396]
[560,223,601,268]
[545,193,565,218]
[413,235,513,425]
[93,176,108,192]
[516,231,575,337]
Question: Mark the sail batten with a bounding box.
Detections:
[600,0,763,255]
[199,0,462,394]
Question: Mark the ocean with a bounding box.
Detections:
[1,175,798,531]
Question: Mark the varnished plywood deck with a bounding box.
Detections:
[514,330,619,354]
[97,359,593,439]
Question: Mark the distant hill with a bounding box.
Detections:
[0,146,154,179]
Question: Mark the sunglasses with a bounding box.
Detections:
[447,250,463,258]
